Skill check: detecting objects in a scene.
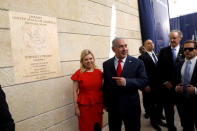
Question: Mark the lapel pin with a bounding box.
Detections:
[129,60,132,63]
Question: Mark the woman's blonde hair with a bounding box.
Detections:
[80,49,97,72]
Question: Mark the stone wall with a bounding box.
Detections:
[0,0,142,130]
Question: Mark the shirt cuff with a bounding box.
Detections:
[195,87,197,95]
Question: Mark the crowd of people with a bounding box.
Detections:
[0,30,196,131]
[139,30,197,131]
[71,30,197,131]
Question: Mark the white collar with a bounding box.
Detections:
[171,44,180,50]
[147,51,155,55]
[185,56,197,63]
[115,56,127,63]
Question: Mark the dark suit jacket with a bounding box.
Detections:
[138,52,157,88]
[157,46,184,103]
[0,85,15,131]
[157,46,184,85]
[103,55,148,116]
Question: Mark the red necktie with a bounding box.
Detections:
[117,59,122,77]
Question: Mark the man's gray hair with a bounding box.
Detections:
[112,37,123,47]
[170,30,183,38]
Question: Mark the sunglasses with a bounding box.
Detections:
[184,48,195,51]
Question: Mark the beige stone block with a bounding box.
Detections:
[116,11,140,31]
[0,10,9,28]
[81,0,112,26]
[0,67,14,86]
[16,104,75,131]
[55,0,112,26]
[45,117,78,131]
[0,0,111,26]
[61,61,80,76]
[3,76,73,122]
[115,1,139,16]
[126,39,142,56]
[59,33,110,61]
[88,0,113,7]
[0,0,56,18]
[57,19,110,36]
[116,0,138,9]
[0,30,13,67]
[95,58,107,70]
[89,0,139,13]
[116,29,141,39]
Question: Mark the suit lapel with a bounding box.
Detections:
[167,46,174,62]
[145,52,156,65]
[177,46,184,60]
[190,60,197,83]
[121,56,132,76]
[110,57,117,76]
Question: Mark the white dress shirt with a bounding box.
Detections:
[181,56,197,94]
[147,51,158,63]
[171,44,180,58]
[114,56,127,86]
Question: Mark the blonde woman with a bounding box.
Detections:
[71,49,103,131]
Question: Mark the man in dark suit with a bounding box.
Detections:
[103,37,148,131]
[175,40,197,131]
[0,85,15,131]
[139,39,166,131]
[157,30,185,131]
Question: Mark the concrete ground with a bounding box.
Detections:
[102,91,183,131]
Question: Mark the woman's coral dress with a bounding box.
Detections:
[71,69,103,131]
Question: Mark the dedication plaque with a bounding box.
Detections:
[9,11,61,83]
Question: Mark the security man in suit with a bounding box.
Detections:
[157,30,185,131]
[175,40,197,131]
[103,37,148,131]
[0,85,15,131]
[139,39,166,131]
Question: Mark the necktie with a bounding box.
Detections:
[152,53,158,63]
[183,60,191,86]
[172,48,176,63]
[117,59,122,77]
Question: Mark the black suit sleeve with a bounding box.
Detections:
[125,60,148,91]
[102,62,110,108]
[0,85,15,131]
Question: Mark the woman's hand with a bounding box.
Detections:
[75,105,80,116]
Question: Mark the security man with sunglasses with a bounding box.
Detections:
[175,40,197,131]
[157,30,185,131]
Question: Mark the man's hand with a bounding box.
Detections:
[103,106,108,112]
[144,85,151,93]
[164,81,173,89]
[186,84,195,95]
[175,83,183,93]
[112,77,126,86]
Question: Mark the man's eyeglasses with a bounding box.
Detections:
[184,48,195,51]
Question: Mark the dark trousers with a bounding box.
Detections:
[108,109,141,131]
[142,91,151,115]
[176,97,197,131]
[0,87,15,131]
[143,92,164,124]
[163,104,177,131]
[0,122,15,131]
